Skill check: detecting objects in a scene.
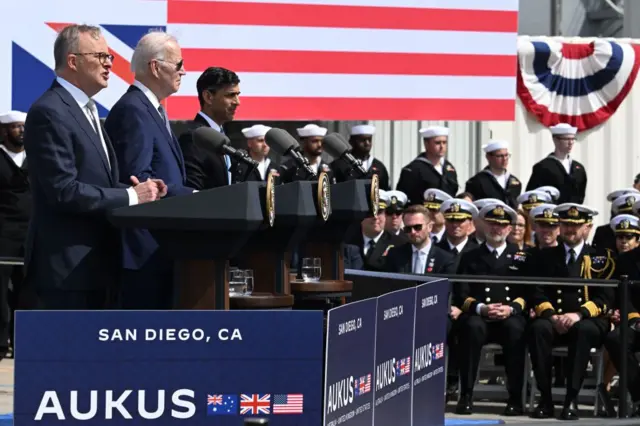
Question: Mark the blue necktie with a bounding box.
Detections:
[220,129,232,184]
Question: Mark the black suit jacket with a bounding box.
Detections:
[396,155,458,204]
[23,80,130,293]
[330,156,390,190]
[349,231,403,272]
[436,237,479,271]
[179,113,230,190]
[465,169,522,209]
[384,242,456,275]
[592,224,616,253]
[526,155,587,204]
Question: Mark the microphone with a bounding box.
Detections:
[265,128,317,177]
[193,127,259,168]
[323,133,367,177]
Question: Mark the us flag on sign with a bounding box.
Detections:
[273,394,304,414]
[240,394,271,415]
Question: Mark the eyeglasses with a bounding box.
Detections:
[514,223,526,228]
[403,224,423,233]
[154,58,184,72]
[72,52,114,65]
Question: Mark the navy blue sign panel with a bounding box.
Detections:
[323,298,377,426]
[372,287,417,426]
[412,279,450,426]
[14,311,324,425]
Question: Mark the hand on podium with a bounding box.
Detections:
[130,176,167,202]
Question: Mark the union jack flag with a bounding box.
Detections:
[240,394,271,415]
[2,0,518,121]
[207,395,223,405]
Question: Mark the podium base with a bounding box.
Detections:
[174,259,229,310]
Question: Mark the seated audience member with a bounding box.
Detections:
[423,188,451,244]
[592,189,640,252]
[508,209,533,249]
[384,190,408,243]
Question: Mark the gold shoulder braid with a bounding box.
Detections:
[579,249,616,314]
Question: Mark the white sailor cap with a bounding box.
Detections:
[610,214,640,235]
[241,124,271,139]
[419,126,449,139]
[529,203,559,225]
[607,188,640,202]
[296,124,327,138]
[612,193,640,215]
[473,198,506,210]
[482,140,509,153]
[0,111,27,124]
[550,123,577,136]
[517,190,552,211]
[535,186,561,201]
[440,199,478,221]
[350,124,375,136]
[423,188,451,210]
[479,203,518,225]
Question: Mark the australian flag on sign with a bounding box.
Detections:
[207,394,238,415]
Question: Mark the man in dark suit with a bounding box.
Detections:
[279,124,335,184]
[234,124,279,183]
[105,30,195,310]
[330,124,390,190]
[526,204,615,420]
[0,111,30,357]
[384,204,455,275]
[23,24,162,310]
[454,203,527,416]
[526,123,587,204]
[180,67,240,190]
[592,189,640,252]
[465,140,522,209]
[396,126,458,204]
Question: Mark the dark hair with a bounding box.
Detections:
[635,173,640,185]
[196,67,240,107]
[456,192,474,201]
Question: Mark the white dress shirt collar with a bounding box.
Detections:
[197,111,223,132]
[448,237,468,253]
[485,242,507,257]
[133,80,161,110]
[412,241,431,256]
[56,77,91,109]
[564,241,585,261]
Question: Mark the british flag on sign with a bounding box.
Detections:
[240,394,271,415]
[2,0,518,121]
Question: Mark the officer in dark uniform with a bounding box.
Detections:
[384,204,455,275]
[423,188,451,244]
[527,204,561,252]
[526,123,587,204]
[348,191,403,272]
[464,140,522,209]
[527,203,615,420]
[470,198,506,245]
[384,190,409,244]
[330,124,390,190]
[453,203,527,416]
[0,111,31,358]
[279,124,335,184]
[233,124,280,183]
[603,215,640,416]
[592,189,640,252]
[517,190,552,214]
[396,126,458,204]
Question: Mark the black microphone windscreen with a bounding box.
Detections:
[193,126,230,151]
[265,128,299,155]
[323,133,349,158]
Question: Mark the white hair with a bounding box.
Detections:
[130,30,178,76]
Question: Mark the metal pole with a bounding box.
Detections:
[619,275,630,418]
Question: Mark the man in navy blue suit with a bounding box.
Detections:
[23,25,164,310]
[105,30,195,310]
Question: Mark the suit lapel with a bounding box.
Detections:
[401,244,414,273]
[100,123,118,184]
[53,82,111,179]
[193,114,228,185]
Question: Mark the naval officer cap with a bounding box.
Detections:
[607,188,640,202]
[241,124,271,139]
[555,203,598,224]
[517,190,552,211]
[419,126,449,139]
[536,186,560,201]
[378,190,390,211]
[350,124,375,136]
[482,140,509,153]
[529,203,560,225]
[610,214,640,236]
[440,199,478,221]
[385,190,408,214]
[423,188,451,211]
[550,123,578,136]
[296,124,327,138]
[479,203,518,225]
[473,198,506,211]
[612,193,640,215]
[0,111,27,124]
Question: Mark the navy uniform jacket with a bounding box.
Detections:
[464,168,522,209]
[526,155,587,204]
[396,155,458,204]
[331,156,390,191]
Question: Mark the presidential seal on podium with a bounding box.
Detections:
[317,171,331,221]
[370,173,380,216]
[265,170,276,227]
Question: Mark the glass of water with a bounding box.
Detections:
[229,269,245,295]
[313,258,322,281]
[301,258,315,282]
[244,269,254,295]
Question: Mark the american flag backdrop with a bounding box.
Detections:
[2,0,519,121]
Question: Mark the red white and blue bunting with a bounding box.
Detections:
[517,39,640,131]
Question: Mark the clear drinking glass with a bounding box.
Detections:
[313,258,322,281]
[244,269,254,295]
[229,269,245,295]
[301,258,314,282]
